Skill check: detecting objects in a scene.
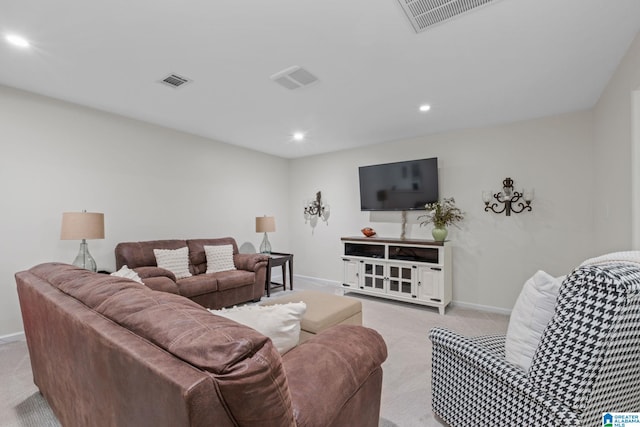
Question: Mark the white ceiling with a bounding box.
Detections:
[2,0,640,159]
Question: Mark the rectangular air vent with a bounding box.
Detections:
[159,73,192,89]
[398,0,499,33]
[270,66,319,90]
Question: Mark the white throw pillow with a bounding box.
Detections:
[209,302,307,354]
[505,270,562,371]
[204,244,236,273]
[153,247,192,279]
[110,265,144,284]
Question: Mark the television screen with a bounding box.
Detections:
[359,158,439,211]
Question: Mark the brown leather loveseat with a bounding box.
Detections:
[16,263,388,427]
[115,237,267,309]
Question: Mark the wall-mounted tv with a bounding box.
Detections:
[359,157,439,211]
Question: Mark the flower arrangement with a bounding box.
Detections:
[418,197,465,229]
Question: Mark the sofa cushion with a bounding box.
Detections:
[29,263,147,310]
[205,244,236,273]
[94,288,295,425]
[96,290,265,371]
[153,247,192,279]
[215,270,256,291]
[115,240,188,270]
[176,274,218,297]
[211,302,307,354]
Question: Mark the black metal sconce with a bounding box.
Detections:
[483,177,534,216]
[303,191,330,224]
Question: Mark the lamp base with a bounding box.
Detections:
[260,232,272,254]
[72,239,97,272]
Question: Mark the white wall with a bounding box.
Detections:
[0,85,290,335]
[3,30,638,334]
[289,111,596,311]
[593,32,640,252]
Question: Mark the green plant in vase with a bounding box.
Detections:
[418,197,464,242]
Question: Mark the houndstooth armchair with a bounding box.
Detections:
[430,262,640,426]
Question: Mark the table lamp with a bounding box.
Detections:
[60,211,105,272]
[255,216,275,254]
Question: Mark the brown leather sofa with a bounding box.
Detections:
[115,237,267,309]
[16,263,388,427]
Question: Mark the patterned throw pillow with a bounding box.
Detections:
[210,302,307,354]
[204,244,236,273]
[153,247,192,279]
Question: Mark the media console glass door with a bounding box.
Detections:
[388,264,413,297]
[362,261,386,293]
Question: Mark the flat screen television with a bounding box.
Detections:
[359,158,439,211]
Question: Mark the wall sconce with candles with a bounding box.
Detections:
[482,177,534,216]
[303,191,330,225]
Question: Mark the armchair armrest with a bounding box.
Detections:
[429,327,577,425]
[430,328,526,380]
[282,325,387,427]
[234,253,268,272]
[132,267,179,294]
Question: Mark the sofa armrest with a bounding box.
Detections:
[282,325,387,427]
[133,267,179,295]
[429,327,577,425]
[234,253,268,272]
[135,266,176,281]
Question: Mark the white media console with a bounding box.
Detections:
[341,236,452,315]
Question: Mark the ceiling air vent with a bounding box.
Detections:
[270,66,319,90]
[158,73,192,89]
[397,0,500,33]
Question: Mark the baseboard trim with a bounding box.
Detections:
[293,274,511,315]
[292,274,341,287]
[449,301,512,316]
[0,331,25,342]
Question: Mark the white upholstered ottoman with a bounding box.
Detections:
[263,290,362,343]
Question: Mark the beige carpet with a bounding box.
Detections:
[0,278,508,427]
[0,339,60,427]
[350,292,508,426]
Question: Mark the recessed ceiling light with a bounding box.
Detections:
[419,104,431,112]
[5,34,30,48]
[293,132,305,141]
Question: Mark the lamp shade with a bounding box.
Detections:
[255,216,275,233]
[61,212,105,240]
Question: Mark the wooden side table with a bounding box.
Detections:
[265,252,293,297]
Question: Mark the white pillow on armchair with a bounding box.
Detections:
[505,270,563,371]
